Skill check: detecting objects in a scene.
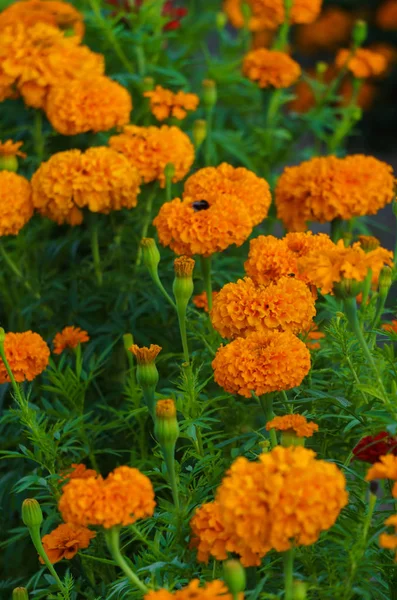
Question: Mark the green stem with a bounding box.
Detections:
[259,394,278,448]
[176,302,190,364]
[135,186,157,269]
[90,221,103,286]
[150,271,176,309]
[330,218,343,242]
[33,111,45,164]
[0,241,40,299]
[161,445,180,511]
[29,525,67,596]
[273,0,292,50]
[105,527,148,593]
[283,548,294,600]
[204,107,214,166]
[200,256,213,311]
[0,342,25,404]
[328,78,362,153]
[360,269,372,313]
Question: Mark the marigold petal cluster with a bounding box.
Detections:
[379,515,397,561]
[31,147,141,225]
[0,331,50,383]
[366,455,397,482]
[377,0,397,29]
[210,276,315,339]
[41,523,95,564]
[144,85,199,121]
[336,49,387,79]
[154,194,253,257]
[0,0,85,39]
[0,140,26,158]
[183,163,271,227]
[45,76,132,135]
[59,466,155,528]
[60,463,98,483]
[53,327,90,354]
[352,433,397,464]
[212,329,311,398]
[0,172,33,236]
[275,155,395,232]
[223,0,322,31]
[145,579,237,600]
[193,291,219,312]
[266,414,318,437]
[109,125,194,188]
[296,8,353,53]
[383,320,397,334]
[129,344,162,364]
[243,49,301,88]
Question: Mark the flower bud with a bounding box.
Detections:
[0,155,18,172]
[12,588,29,600]
[202,79,217,109]
[281,430,305,448]
[334,278,363,299]
[140,238,161,279]
[316,61,328,77]
[154,399,179,448]
[193,119,207,149]
[173,257,195,308]
[378,265,393,298]
[358,235,380,252]
[129,345,161,416]
[353,19,368,47]
[292,581,308,600]
[164,162,175,183]
[22,498,43,529]
[216,11,227,30]
[223,559,246,596]
[142,76,155,92]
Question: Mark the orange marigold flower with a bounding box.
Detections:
[366,455,397,482]
[183,163,271,227]
[243,49,301,88]
[0,331,50,383]
[223,0,322,31]
[59,466,155,528]
[377,0,397,29]
[210,276,316,339]
[41,523,95,564]
[0,140,26,158]
[153,194,253,257]
[0,0,85,39]
[109,125,194,188]
[129,344,162,364]
[383,320,397,334]
[53,326,90,354]
[145,579,237,600]
[31,147,141,225]
[0,172,33,236]
[193,291,219,312]
[275,155,395,232]
[379,515,397,561]
[212,329,311,398]
[216,446,347,557]
[144,85,199,121]
[336,48,387,79]
[60,463,98,482]
[266,414,318,437]
[45,76,132,136]
[295,8,353,54]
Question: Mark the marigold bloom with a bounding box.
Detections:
[353,433,397,464]
[266,414,318,437]
[129,344,162,364]
[0,140,26,159]
[243,49,301,88]
[383,320,397,334]
[145,580,236,600]
[31,147,141,225]
[295,8,353,54]
[60,463,98,482]
[174,256,195,277]
[53,327,90,354]
[45,76,132,135]
[212,329,311,398]
[366,455,397,483]
[216,446,347,557]
[41,523,95,564]
[154,194,253,257]
[59,466,155,528]
[275,155,395,232]
[0,331,50,383]
[223,0,322,31]
[109,125,194,188]
[377,0,397,29]
[379,515,397,561]
[0,172,33,236]
[183,163,271,227]
[193,291,219,312]
[144,85,199,121]
[0,0,85,39]
[336,49,387,79]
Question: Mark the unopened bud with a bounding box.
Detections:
[202,79,217,109]
[0,155,18,172]
[353,20,368,47]
[12,588,29,600]
[140,238,161,279]
[358,235,380,252]
[292,581,308,600]
[154,399,179,448]
[193,119,207,149]
[22,498,43,529]
[173,257,195,307]
[216,11,227,30]
[378,265,393,298]
[223,559,246,596]
[334,278,363,299]
[316,61,328,77]
[280,430,305,448]
[130,344,161,390]
[142,76,155,92]
[259,439,271,453]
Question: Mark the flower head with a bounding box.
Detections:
[41,523,95,564]
[155,399,176,418]
[0,172,33,236]
[336,48,387,79]
[53,327,90,354]
[243,49,301,88]
[223,0,322,31]
[383,320,397,334]
[379,514,397,561]
[275,155,395,232]
[296,8,353,53]
[154,194,253,257]
[144,85,199,121]
[60,463,98,482]
[31,147,141,225]
[129,344,162,364]
[0,140,26,159]
[266,414,318,437]
[183,163,271,227]
[45,76,132,136]
[353,433,397,464]
[0,0,85,39]
[212,329,311,398]
[109,125,194,188]
[366,455,397,482]
[0,331,50,383]
[145,580,237,600]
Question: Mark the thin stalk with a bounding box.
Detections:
[90,221,103,286]
[135,186,158,269]
[360,269,372,313]
[105,527,148,593]
[29,525,67,596]
[273,0,292,51]
[150,271,176,309]
[259,394,278,448]
[176,303,190,364]
[0,241,40,299]
[204,107,214,166]
[328,78,362,153]
[200,256,213,311]
[33,111,45,164]
[283,548,294,600]
[161,445,180,511]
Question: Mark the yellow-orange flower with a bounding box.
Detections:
[295,8,353,53]
[383,320,397,334]
[216,446,347,557]
[212,329,311,398]
[275,155,395,232]
[60,463,98,482]
[53,327,89,354]
[223,0,322,31]
[193,291,219,312]
[144,85,199,121]
[145,580,237,600]
[129,344,162,364]
[109,125,194,188]
[379,515,397,561]
[266,414,318,437]
[210,276,315,339]
[0,172,33,236]
[336,48,387,79]
[366,455,397,483]
[0,140,26,158]
[31,147,141,225]
[377,0,397,29]
[45,76,132,135]
[183,163,271,227]
[153,194,253,257]
[243,49,301,88]
[0,331,50,383]
[59,466,155,528]
[41,523,95,564]
[0,0,85,39]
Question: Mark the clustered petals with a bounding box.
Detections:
[243,49,301,88]
[223,0,322,31]
[145,579,236,600]
[144,85,199,121]
[0,172,33,236]
[53,327,90,354]
[41,523,95,564]
[336,48,388,79]
[0,331,50,383]
[266,414,318,437]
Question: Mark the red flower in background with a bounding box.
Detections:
[106,0,187,30]
[352,432,397,464]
